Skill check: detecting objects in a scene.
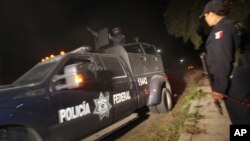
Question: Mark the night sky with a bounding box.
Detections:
[0,0,199,84]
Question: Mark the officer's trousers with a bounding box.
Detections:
[225,67,250,124]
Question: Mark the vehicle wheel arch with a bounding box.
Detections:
[147,75,173,114]
[147,75,165,106]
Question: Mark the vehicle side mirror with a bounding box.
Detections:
[53,63,85,90]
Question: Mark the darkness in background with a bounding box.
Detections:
[0,0,200,84]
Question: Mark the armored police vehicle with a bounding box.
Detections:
[0,28,173,141]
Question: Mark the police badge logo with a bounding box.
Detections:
[93,92,112,121]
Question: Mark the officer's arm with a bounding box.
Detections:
[212,27,234,94]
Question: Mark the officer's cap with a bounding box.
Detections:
[199,0,226,18]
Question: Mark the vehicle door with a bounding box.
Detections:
[48,55,114,141]
[98,55,137,121]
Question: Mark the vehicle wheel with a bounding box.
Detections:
[148,88,172,114]
[0,127,38,141]
[157,88,172,113]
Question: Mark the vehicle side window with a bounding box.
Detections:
[123,44,143,54]
[100,56,126,78]
[58,58,98,80]
[142,44,157,55]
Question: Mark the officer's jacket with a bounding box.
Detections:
[110,34,126,45]
[206,17,241,94]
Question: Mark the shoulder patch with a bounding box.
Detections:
[215,31,223,39]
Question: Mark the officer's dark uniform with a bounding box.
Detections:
[206,17,250,124]
[110,34,125,45]
[110,27,126,46]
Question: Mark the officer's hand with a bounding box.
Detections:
[211,91,225,100]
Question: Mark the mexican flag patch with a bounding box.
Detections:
[215,31,224,39]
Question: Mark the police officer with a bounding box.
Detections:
[200,0,250,124]
[109,27,126,45]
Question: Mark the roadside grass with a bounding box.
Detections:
[166,71,207,141]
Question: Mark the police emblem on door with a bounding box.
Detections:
[93,92,112,121]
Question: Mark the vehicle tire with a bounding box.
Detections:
[156,88,172,113]
[0,127,38,141]
[148,88,172,114]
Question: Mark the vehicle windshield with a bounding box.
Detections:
[13,61,57,85]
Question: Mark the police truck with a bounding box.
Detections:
[0,28,173,141]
